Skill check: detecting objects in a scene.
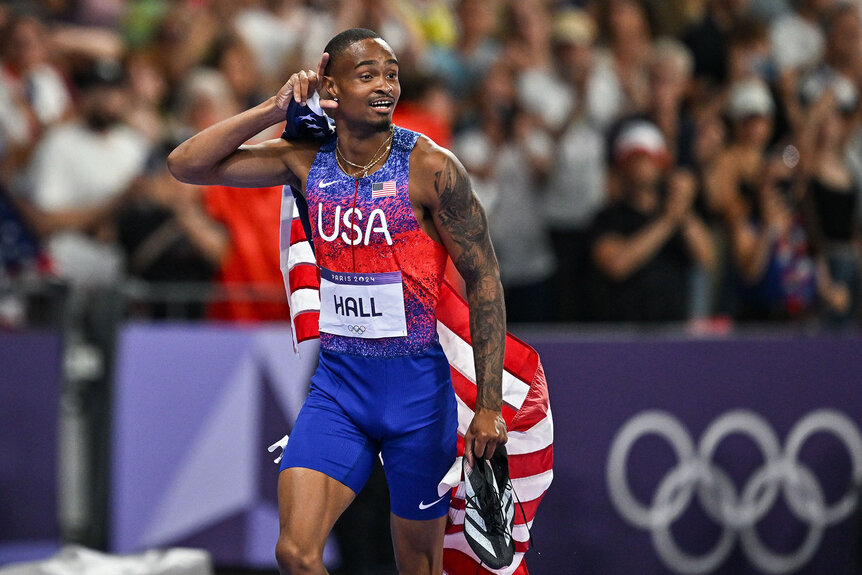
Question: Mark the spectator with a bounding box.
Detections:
[150,2,219,93]
[393,72,455,149]
[795,71,861,325]
[0,14,73,175]
[607,37,698,169]
[706,78,776,314]
[0,15,72,131]
[232,0,334,88]
[116,147,222,319]
[540,8,610,321]
[455,60,556,323]
[203,183,289,323]
[707,79,776,225]
[503,0,553,74]
[423,0,500,97]
[168,66,287,322]
[683,0,751,97]
[586,120,715,322]
[602,0,654,114]
[726,150,849,322]
[770,0,836,74]
[649,39,697,167]
[713,79,848,321]
[534,6,628,134]
[401,0,458,51]
[123,50,170,144]
[508,0,576,134]
[169,68,241,144]
[727,18,774,86]
[822,3,862,83]
[346,0,429,70]
[18,60,150,288]
[209,34,268,111]
[725,18,791,139]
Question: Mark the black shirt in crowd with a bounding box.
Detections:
[584,200,692,323]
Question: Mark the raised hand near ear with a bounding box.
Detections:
[275,53,338,111]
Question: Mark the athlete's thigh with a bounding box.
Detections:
[379,343,458,521]
[390,513,447,575]
[277,467,356,550]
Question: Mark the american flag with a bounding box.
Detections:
[279,188,553,574]
[371,180,397,198]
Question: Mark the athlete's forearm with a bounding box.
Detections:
[465,273,506,412]
[167,97,284,184]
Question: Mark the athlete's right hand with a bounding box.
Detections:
[275,52,339,111]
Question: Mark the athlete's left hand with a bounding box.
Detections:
[465,408,507,466]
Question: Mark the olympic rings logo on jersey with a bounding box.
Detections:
[607,409,862,574]
[346,325,367,334]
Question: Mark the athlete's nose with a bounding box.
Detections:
[376,76,394,95]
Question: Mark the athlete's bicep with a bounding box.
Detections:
[425,151,499,287]
[211,139,300,189]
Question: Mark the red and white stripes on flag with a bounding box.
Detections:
[279,187,553,574]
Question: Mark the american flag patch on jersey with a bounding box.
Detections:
[371,180,397,198]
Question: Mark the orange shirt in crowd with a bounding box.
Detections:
[205,185,290,322]
[393,102,452,149]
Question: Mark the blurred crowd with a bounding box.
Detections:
[2,0,862,329]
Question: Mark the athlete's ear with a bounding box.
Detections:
[317,52,338,110]
[320,77,338,110]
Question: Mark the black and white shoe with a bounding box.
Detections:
[463,445,515,569]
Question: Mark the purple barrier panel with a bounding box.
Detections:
[110,323,319,567]
[526,335,862,575]
[0,330,62,561]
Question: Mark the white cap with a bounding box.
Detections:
[727,79,775,120]
[613,120,669,165]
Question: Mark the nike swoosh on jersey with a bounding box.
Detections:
[318,180,338,188]
[418,493,449,510]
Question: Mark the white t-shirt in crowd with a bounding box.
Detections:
[26,121,150,286]
[542,120,607,231]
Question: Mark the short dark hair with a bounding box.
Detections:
[323,28,382,74]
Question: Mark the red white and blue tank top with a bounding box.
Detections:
[305,126,448,357]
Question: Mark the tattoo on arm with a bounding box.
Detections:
[434,156,506,411]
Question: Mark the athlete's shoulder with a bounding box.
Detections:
[275,135,327,156]
[266,136,326,174]
[407,133,471,210]
[409,133,465,179]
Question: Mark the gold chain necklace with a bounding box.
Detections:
[335,127,394,178]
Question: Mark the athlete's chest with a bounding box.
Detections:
[308,171,420,249]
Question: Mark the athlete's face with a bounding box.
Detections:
[327,38,400,130]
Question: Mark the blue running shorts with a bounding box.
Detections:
[280,339,458,520]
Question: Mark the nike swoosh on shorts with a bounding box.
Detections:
[418,493,448,510]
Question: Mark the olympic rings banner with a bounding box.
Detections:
[109,326,862,574]
[525,334,862,575]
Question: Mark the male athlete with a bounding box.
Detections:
[168,29,507,575]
